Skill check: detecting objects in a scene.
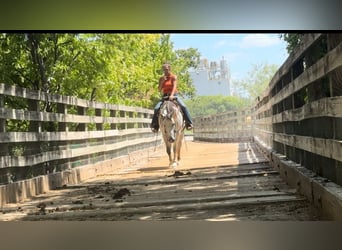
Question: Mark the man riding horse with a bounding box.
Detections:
[151,63,193,132]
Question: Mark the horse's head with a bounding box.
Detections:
[159,101,177,143]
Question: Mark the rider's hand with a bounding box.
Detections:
[169,95,174,100]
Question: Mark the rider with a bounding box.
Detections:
[151,62,193,133]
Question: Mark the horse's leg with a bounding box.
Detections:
[170,143,177,168]
[177,134,182,162]
[166,143,173,166]
[175,133,183,165]
[175,111,184,166]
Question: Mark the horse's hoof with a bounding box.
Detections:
[170,162,178,168]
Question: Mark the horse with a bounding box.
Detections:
[158,97,185,168]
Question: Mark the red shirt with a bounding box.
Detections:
[161,73,178,94]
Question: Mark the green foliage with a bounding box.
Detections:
[1,33,283,132]
[279,33,304,54]
[185,95,248,117]
[0,33,200,114]
[172,48,200,99]
[0,33,111,106]
[231,62,278,104]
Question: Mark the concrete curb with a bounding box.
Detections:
[254,137,342,220]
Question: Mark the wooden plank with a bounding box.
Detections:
[272,41,342,106]
[4,197,308,221]
[93,171,278,187]
[272,96,342,123]
[0,107,151,124]
[0,83,154,114]
[16,195,305,220]
[274,133,342,162]
[0,135,160,168]
[255,38,342,117]
[193,109,252,142]
[0,128,154,143]
[267,34,322,92]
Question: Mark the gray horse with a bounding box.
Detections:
[158,99,185,168]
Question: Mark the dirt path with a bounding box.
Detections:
[0,141,319,221]
[115,140,267,177]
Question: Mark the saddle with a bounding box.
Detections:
[162,95,180,108]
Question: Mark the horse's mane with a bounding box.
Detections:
[161,100,178,119]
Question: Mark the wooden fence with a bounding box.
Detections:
[252,33,342,219]
[193,109,252,143]
[192,33,342,219]
[253,33,342,185]
[193,33,342,186]
[0,84,161,205]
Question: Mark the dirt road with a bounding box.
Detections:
[0,141,319,221]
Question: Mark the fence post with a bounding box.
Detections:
[110,109,117,130]
[77,106,87,131]
[27,99,41,155]
[0,94,9,156]
[95,108,103,131]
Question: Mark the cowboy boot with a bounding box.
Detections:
[151,110,159,132]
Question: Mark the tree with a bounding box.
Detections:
[79,33,199,108]
[172,47,201,99]
[92,33,166,108]
[279,33,304,54]
[185,95,248,117]
[231,63,278,105]
[0,32,199,111]
[0,33,111,98]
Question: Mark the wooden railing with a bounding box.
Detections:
[193,109,252,143]
[253,33,342,186]
[193,34,342,186]
[0,83,160,186]
[192,33,342,219]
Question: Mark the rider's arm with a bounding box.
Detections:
[170,75,177,100]
[158,76,165,93]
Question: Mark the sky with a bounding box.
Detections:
[170,33,289,82]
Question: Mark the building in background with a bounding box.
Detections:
[189,57,231,96]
